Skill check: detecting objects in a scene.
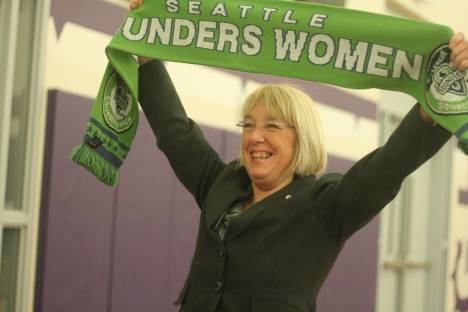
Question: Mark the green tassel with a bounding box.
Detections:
[458,140,468,156]
[70,144,119,187]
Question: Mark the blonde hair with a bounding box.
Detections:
[239,84,327,176]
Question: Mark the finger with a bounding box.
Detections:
[451,39,468,63]
[129,0,141,10]
[459,59,468,71]
[449,32,464,51]
[452,51,468,70]
[454,50,468,70]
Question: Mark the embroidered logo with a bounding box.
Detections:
[426,45,468,115]
[86,136,102,150]
[103,72,134,133]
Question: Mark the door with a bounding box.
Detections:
[375,92,452,312]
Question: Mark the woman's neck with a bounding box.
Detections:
[251,176,294,202]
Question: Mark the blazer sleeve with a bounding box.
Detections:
[315,104,452,240]
[138,60,226,208]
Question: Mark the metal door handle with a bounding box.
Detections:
[383,260,430,272]
[405,261,430,269]
[383,260,404,272]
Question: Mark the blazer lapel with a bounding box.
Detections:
[204,166,316,243]
[204,167,251,233]
[223,175,315,243]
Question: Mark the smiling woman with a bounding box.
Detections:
[138,58,453,312]
[240,102,298,200]
[238,84,327,195]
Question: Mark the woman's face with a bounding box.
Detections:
[241,103,296,191]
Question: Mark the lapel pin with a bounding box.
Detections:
[285,194,292,200]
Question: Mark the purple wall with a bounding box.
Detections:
[37,91,116,312]
[318,218,379,311]
[36,89,378,312]
[109,110,175,311]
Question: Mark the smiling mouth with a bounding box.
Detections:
[251,151,273,160]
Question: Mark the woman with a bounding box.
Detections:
[130,1,468,311]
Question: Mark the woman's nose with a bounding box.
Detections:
[248,126,266,143]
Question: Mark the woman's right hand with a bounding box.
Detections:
[129,0,144,11]
[129,0,152,65]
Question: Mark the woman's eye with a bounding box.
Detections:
[239,122,255,131]
[266,123,281,130]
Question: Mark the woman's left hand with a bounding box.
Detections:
[450,32,468,71]
[419,32,468,124]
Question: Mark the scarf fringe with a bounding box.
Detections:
[458,140,468,155]
[70,144,118,187]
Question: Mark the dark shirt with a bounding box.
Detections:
[215,201,245,240]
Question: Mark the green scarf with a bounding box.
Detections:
[70,0,468,187]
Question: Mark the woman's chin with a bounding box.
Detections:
[247,169,271,184]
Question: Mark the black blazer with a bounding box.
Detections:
[139,61,451,312]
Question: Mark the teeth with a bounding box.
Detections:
[252,152,272,159]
